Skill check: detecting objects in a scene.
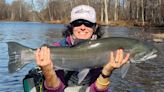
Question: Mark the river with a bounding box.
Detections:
[0,22,163,92]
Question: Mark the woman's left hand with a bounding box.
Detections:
[102,49,130,75]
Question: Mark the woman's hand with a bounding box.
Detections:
[35,46,53,68]
[95,49,130,90]
[103,49,130,75]
[35,46,60,88]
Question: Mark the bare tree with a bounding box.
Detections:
[114,0,119,21]
[158,0,163,24]
[141,0,145,26]
[136,0,139,21]
[104,0,109,24]
[47,0,53,21]
[100,0,104,23]
[31,0,47,22]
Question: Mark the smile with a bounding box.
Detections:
[78,31,88,35]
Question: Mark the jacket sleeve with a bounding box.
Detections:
[44,78,65,92]
[89,82,109,92]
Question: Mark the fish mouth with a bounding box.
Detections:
[131,49,158,63]
[137,49,158,62]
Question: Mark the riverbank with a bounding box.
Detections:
[1,20,163,41]
[1,19,164,28]
[47,20,164,27]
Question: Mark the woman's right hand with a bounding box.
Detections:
[35,46,60,88]
[35,46,53,69]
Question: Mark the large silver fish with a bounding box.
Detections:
[7,37,158,83]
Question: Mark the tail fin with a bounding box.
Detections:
[7,42,34,73]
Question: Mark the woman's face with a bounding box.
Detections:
[73,24,94,39]
[71,19,95,39]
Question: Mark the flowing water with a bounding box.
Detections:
[0,22,163,92]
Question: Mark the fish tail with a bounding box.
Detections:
[7,42,32,73]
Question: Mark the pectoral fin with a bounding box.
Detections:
[77,69,90,84]
[120,61,130,78]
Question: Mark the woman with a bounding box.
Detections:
[35,5,130,92]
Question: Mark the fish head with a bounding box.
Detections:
[130,43,158,63]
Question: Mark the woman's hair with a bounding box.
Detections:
[62,24,104,39]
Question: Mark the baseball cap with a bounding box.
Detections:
[70,5,96,23]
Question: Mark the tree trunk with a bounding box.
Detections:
[48,0,53,21]
[136,0,139,21]
[104,0,108,24]
[100,6,104,23]
[158,0,163,23]
[124,0,128,20]
[114,0,118,21]
[11,9,15,21]
[141,0,145,26]
[19,3,22,20]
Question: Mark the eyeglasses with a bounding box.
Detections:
[70,19,95,28]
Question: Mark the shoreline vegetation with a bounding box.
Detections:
[1,19,164,28]
[1,19,163,42]
[48,20,164,42]
[47,20,164,27]
[2,19,164,28]
[1,1,164,41]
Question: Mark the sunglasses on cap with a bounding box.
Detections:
[70,19,96,28]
